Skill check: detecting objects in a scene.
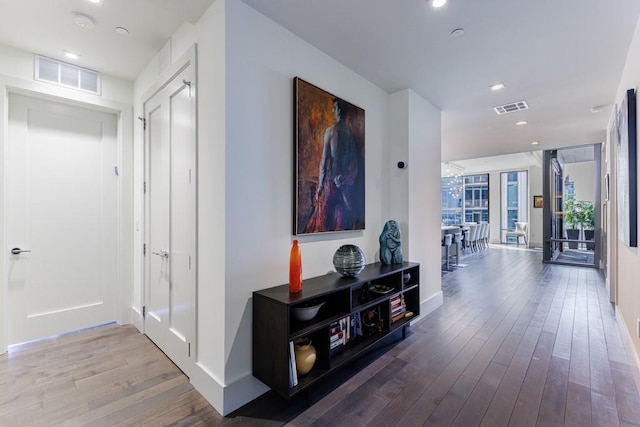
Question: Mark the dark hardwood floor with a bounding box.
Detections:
[2,246,639,426]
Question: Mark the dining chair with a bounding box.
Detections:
[505,222,528,246]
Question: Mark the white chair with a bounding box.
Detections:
[479,223,487,249]
[479,223,489,248]
[484,223,490,247]
[468,224,478,252]
[505,222,528,246]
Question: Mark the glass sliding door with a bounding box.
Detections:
[542,145,601,267]
[500,171,528,242]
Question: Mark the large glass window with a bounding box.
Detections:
[441,177,463,225]
[441,174,489,225]
[500,171,528,242]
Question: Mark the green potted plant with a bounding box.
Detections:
[578,201,595,250]
[564,196,579,249]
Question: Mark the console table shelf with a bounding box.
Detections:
[252,261,420,399]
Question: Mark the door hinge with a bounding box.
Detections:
[143,243,146,256]
[143,181,147,194]
[138,116,146,130]
[142,305,146,318]
[188,342,191,357]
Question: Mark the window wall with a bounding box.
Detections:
[500,171,528,242]
[464,174,489,223]
[441,174,489,225]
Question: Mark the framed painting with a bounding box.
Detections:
[533,195,543,208]
[293,77,365,235]
[616,88,638,247]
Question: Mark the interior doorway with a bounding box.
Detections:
[6,93,119,345]
[543,144,602,267]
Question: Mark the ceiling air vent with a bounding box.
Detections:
[493,100,528,115]
[34,55,101,95]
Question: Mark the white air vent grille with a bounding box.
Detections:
[35,56,101,95]
[494,100,528,115]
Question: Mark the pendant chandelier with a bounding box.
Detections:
[445,162,464,199]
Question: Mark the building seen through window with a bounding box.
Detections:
[441,174,489,225]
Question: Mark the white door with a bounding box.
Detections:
[7,94,118,345]
[144,63,196,375]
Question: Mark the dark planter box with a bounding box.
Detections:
[566,229,579,249]
[584,229,595,250]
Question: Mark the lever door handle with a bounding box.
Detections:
[11,247,31,255]
[151,250,169,258]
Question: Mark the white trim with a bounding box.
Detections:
[415,290,444,325]
[190,362,268,416]
[616,309,640,392]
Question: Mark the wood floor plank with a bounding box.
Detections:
[565,382,592,426]
[537,355,569,426]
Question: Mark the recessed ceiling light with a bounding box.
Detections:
[87,0,101,3]
[516,120,528,126]
[531,141,540,146]
[432,0,447,8]
[115,26,129,35]
[63,50,80,60]
[490,82,505,91]
[451,28,465,37]
[74,12,95,29]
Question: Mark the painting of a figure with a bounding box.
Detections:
[294,77,365,235]
[616,88,638,248]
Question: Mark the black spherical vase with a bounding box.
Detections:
[333,245,366,276]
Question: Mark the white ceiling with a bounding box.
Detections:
[242,0,640,162]
[0,0,638,164]
[0,0,214,81]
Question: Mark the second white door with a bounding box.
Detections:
[144,62,196,375]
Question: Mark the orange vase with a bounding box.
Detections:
[289,240,302,293]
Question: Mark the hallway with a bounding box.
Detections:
[1,246,639,425]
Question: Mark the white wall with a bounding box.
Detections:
[0,43,135,353]
[565,162,595,203]
[529,165,543,248]
[611,14,640,365]
[389,89,443,317]
[221,0,437,413]
[406,90,444,313]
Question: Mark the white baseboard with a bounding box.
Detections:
[412,291,443,325]
[616,310,640,380]
[190,362,269,416]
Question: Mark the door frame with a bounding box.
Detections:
[139,45,197,346]
[0,78,134,354]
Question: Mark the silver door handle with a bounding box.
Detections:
[11,247,31,255]
[151,250,169,258]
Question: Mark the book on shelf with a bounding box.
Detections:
[392,312,406,323]
[330,337,345,350]
[289,341,298,387]
[330,331,344,344]
[391,294,407,323]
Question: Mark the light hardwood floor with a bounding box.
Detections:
[2,246,640,426]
